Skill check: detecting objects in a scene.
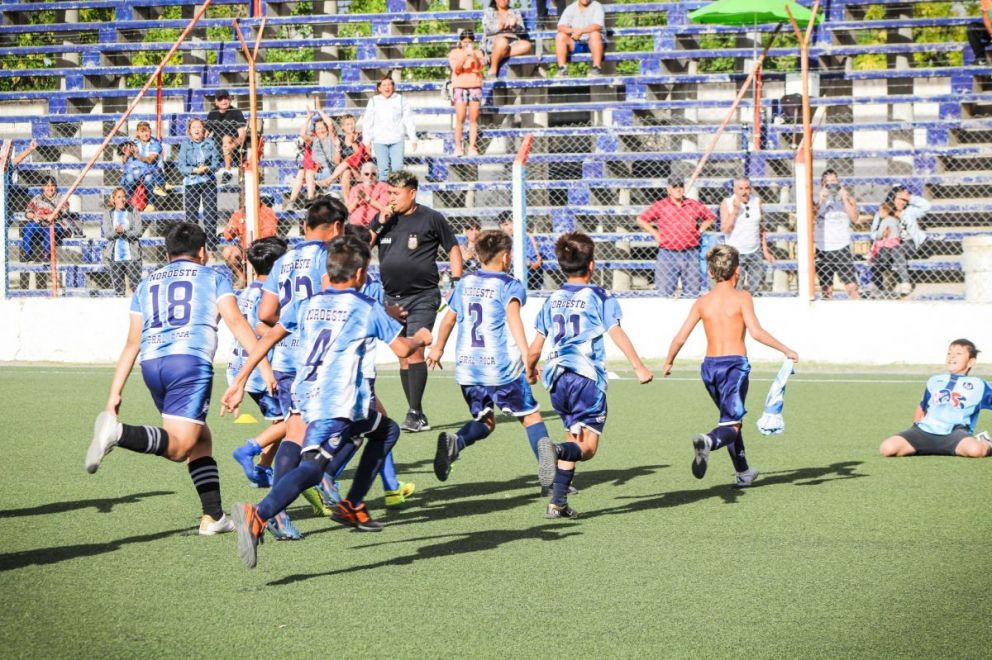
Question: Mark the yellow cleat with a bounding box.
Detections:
[384,482,416,507]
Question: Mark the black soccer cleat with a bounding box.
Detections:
[691,433,712,479]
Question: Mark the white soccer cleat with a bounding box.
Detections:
[735,468,760,488]
[199,513,235,536]
[536,437,556,489]
[85,411,120,474]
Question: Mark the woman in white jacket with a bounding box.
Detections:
[361,76,418,180]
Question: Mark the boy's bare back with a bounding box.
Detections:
[697,282,749,357]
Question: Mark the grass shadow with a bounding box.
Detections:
[0,490,176,519]
[0,527,187,572]
[268,523,582,586]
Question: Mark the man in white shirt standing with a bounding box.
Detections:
[719,177,774,294]
[813,169,860,299]
[361,76,418,180]
[555,0,606,76]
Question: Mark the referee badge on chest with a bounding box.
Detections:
[407,233,418,250]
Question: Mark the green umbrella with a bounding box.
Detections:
[688,0,822,27]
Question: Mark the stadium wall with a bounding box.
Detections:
[2,299,990,367]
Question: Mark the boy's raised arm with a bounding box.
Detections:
[740,295,798,362]
[608,324,653,384]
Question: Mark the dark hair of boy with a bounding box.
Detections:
[950,338,980,359]
[326,235,371,283]
[464,217,481,231]
[386,169,419,190]
[345,222,373,246]
[496,210,513,226]
[165,222,207,259]
[339,113,356,123]
[555,232,595,276]
[820,168,837,183]
[246,236,289,276]
[306,196,348,230]
[706,244,739,282]
[475,229,512,265]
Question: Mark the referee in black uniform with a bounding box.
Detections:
[370,170,463,432]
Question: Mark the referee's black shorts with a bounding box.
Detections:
[386,288,442,337]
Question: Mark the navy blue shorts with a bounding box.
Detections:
[461,373,539,420]
[273,369,298,418]
[549,371,607,435]
[249,391,284,421]
[303,402,382,453]
[700,356,751,424]
[141,355,213,424]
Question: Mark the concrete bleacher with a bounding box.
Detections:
[2,0,990,298]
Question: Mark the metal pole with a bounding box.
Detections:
[511,135,533,285]
[0,140,11,299]
[234,17,266,286]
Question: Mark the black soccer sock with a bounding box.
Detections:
[550,468,575,506]
[346,419,400,505]
[188,457,223,519]
[556,441,582,462]
[408,362,428,413]
[117,423,170,456]
[272,440,302,486]
[727,430,750,473]
[324,441,359,479]
[399,368,411,408]
[708,425,738,451]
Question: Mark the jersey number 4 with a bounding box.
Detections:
[149,281,193,328]
[303,328,333,382]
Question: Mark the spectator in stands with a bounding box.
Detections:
[319,112,370,200]
[206,89,247,156]
[221,194,279,289]
[361,76,418,180]
[555,0,606,77]
[869,186,933,297]
[448,30,486,157]
[498,210,543,290]
[133,121,167,198]
[285,108,323,208]
[217,134,241,188]
[866,200,911,297]
[636,176,715,298]
[23,175,69,290]
[370,169,463,432]
[347,161,390,227]
[813,169,860,300]
[967,0,992,64]
[305,108,339,197]
[178,118,221,251]
[483,0,533,77]
[461,217,482,273]
[119,141,147,205]
[720,176,774,294]
[102,186,144,297]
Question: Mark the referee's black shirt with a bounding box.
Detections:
[371,204,459,296]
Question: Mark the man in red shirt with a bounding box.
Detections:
[636,177,715,297]
[222,195,279,288]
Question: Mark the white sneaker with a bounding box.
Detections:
[199,513,235,536]
[735,468,760,488]
[897,282,912,296]
[85,411,120,474]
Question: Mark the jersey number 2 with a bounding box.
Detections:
[468,302,485,347]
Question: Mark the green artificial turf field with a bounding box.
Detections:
[1,365,989,658]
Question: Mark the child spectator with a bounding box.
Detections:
[133,121,167,198]
[318,113,369,200]
[663,244,798,488]
[426,229,554,489]
[23,175,70,290]
[527,232,653,518]
[285,108,322,209]
[101,186,144,296]
[217,134,242,188]
[461,217,482,273]
[448,30,485,157]
[880,339,992,458]
[867,201,911,296]
[178,118,221,251]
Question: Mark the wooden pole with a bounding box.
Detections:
[684,24,782,196]
[786,0,821,302]
[44,0,214,296]
[233,17,267,284]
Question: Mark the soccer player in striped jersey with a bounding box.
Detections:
[880,339,992,458]
[527,232,653,519]
[227,235,431,568]
[229,237,290,488]
[663,244,798,487]
[255,197,347,538]
[427,229,553,487]
[86,222,274,535]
